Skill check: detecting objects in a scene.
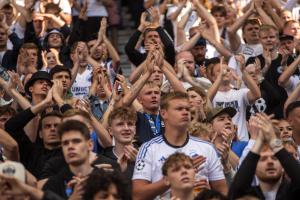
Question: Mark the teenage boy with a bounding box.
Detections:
[132,92,227,200]
[162,152,198,200]
[104,107,138,178]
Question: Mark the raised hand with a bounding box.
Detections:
[235,54,246,71]
[124,145,138,162]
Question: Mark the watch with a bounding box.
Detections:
[269,138,283,152]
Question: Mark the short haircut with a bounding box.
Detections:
[0,106,16,117]
[38,111,62,132]
[1,4,13,10]
[108,107,137,127]
[63,109,91,121]
[162,152,193,176]
[83,168,131,200]
[21,43,38,50]
[211,5,227,16]
[143,27,158,38]
[283,20,299,30]
[160,92,188,110]
[286,101,300,118]
[50,65,72,79]
[242,18,261,32]
[140,81,160,93]
[194,189,227,200]
[259,25,279,37]
[57,120,90,140]
[187,86,206,98]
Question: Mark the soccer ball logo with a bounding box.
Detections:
[136,160,145,171]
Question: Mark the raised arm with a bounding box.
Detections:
[254,0,276,27]
[227,3,255,52]
[120,55,153,107]
[192,0,219,43]
[284,84,300,115]
[0,129,19,161]
[236,55,261,104]
[278,55,300,88]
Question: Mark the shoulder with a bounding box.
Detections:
[137,136,165,159]
[188,136,215,148]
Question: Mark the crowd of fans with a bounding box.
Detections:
[1,0,300,199]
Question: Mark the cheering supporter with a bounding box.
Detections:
[2,0,300,199]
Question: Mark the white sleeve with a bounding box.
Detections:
[207,147,225,181]
[132,143,153,181]
[238,139,255,168]
[284,0,297,11]
[240,88,250,106]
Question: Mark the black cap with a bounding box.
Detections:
[25,71,52,95]
[206,107,237,122]
[286,101,300,117]
[50,65,71,79]
[195,37,207,46]
[279,34,294,41]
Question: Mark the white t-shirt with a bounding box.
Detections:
[72,0,108,17]
[213,88,250,141]
[133,135,224,199]
[71,65,93,99]
[228,43,263,77]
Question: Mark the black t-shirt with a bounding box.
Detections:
[246,54,296,118]
[135,112,165,146]
[42,156,120,199]
[103,147,136,179]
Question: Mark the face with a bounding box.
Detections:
[149,66,163,87]
[256,148,283,183]
[177,52,196,76]
[48,33,62,48]
[187,90,204,111]
[26,49,38,67]
[2,7,14,24]
[0,27,8,48]
[212,12,226,28]
[29,80,51,96]
[245,64,260,84]
[281,11,292,22]
[191,45,206,63]
[110,118,136,145]
[41,116,61,146]
[88,40,103,60]
[287,108,300,134]
[0,112,12,129]
[212,63,232,83]
[243,23,260,44]
[33,17,44,35]
[280,39,295,54]
[93,184,121,200]
[144,31,161,45]
[165,160,195,191]
[278,120,293,140]
[138,85,161,112]
[161,98,190,128]
[46,52,57,68]
[211,113,234,134]
[61,130,92,166]
[284,22,300,40]
[52,71,71,91]
[259,30,279,51]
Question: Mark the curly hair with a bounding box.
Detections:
[83,168,131,200]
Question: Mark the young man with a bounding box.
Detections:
[247,25,291,118]
[42,120,94,199]
[132,92,227,200]
[104,107,138,178]
[209,58,261,141]
[229,113,300,199]
[5,90,63,178]
[162,152,197,200]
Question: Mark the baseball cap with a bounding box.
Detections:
[206,107,237,122]
[195,37,207,46]
[24,71,52,95]
[0,161,26,182]
[279,34,294,41]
